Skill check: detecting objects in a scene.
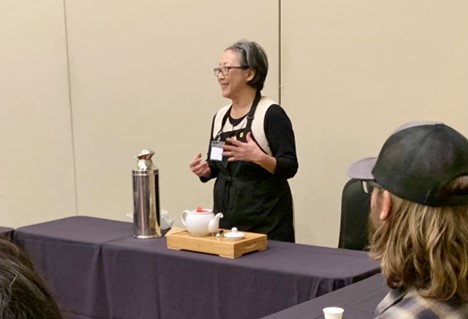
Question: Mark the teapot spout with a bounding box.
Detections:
[208,212,223,233]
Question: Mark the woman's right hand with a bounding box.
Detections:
[189,153,211,178]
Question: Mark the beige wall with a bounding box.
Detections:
[282,0,468,245]
[64,0,279,222]
[0,1,76,226]
[1,0,467,247]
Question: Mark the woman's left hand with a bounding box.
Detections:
[224,132,277,174]
[223,132,264,163]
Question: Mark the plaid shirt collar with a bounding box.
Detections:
[376,287,468,319]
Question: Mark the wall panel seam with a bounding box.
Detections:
[63,0,79,215]
[278,0,282,104]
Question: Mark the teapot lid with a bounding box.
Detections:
[196,207,212,213]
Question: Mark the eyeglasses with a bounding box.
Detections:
[213,65,249,77]
[361,180,381,194]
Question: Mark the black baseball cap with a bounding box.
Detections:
[347,121,468,206]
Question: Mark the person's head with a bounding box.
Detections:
[0,238,63,318]
[214,40,268,99]
[347,121,468,301]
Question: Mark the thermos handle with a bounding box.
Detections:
[181,210,189,226]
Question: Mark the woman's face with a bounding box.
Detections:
[216,49,251,100]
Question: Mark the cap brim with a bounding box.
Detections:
[347,157,377,180]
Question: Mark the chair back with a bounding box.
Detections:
[338,178,370,250]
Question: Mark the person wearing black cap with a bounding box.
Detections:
[347,121,468,318]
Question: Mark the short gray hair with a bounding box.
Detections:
[226,40,269,91]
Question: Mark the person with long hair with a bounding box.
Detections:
[0,237,63,319]
[347,121,468,318]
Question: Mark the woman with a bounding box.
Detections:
[189,40,298,242]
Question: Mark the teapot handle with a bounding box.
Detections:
[181,210,189,226]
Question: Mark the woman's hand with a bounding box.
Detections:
[223,132,263,162]
[223,132,277,174]
[189,153,211,178]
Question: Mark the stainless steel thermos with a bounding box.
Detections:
[132,149,162,238]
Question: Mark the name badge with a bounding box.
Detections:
[210,141,225,161]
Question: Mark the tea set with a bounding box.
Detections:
[180,207,244,240]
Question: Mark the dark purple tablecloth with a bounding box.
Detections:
[0,226,14,240]
[261,273,388,319]
[14,216,380,319]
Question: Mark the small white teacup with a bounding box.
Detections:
[323,306,344,319]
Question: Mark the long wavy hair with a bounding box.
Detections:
[369,176,468,301]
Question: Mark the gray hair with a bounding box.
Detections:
[226,39,269,91]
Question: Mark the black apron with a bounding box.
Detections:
[210,92,295,242]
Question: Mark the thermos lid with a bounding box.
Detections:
[137,149,154,159]
[134,149,156,171]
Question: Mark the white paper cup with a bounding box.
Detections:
[323,306,344,319]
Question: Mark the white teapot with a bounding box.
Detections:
[181,208,223,236]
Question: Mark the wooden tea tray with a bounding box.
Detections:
[166,229,267,258]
